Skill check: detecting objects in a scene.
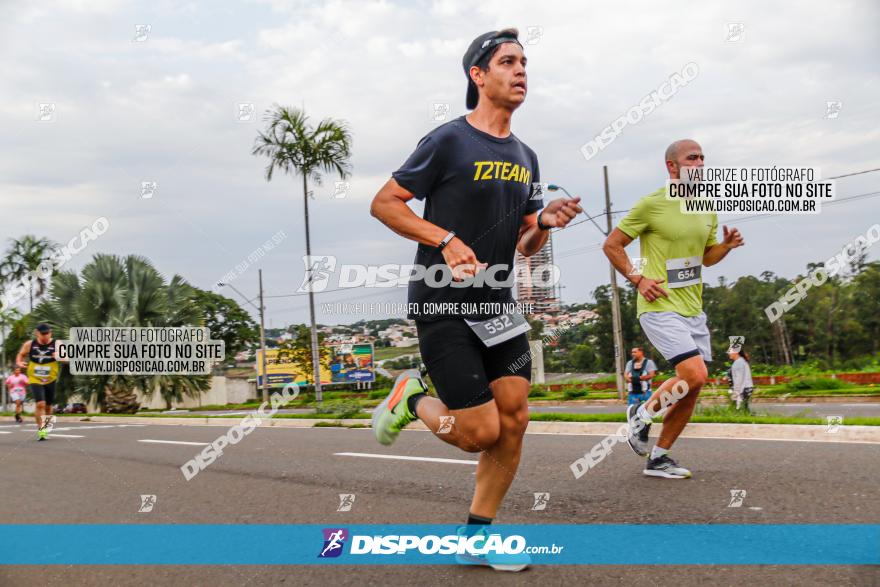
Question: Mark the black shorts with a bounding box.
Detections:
[30,382,56,405]
[416,318,531,410]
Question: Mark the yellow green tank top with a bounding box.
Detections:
[27,338,59,384]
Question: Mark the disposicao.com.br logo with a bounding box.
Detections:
[297,255,560,292]
[319,528,531,557]
[318,528,349,558]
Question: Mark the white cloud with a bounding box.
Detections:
[1,0,878,325]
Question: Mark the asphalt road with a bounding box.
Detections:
[0,421,877,586]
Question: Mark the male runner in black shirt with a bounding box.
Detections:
[370,28,581,571]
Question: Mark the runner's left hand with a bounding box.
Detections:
[722,225,744,249]
[539,197,582,229]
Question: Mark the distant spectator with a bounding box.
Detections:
[5,366,28,423]
[728,349,753,411]
[625,347,657,405]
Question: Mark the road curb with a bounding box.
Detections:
[5,415,877,443]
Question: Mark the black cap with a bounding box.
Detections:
[462,29,522,110]
[35,323,51,333]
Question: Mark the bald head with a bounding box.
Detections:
[665,139,704,179]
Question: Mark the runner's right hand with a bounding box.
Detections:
[440,237,487,281]
[637,277,669,302]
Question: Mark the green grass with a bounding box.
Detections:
[756,386,879,396]
[313,421,369,428]
[186,402,263,411]
[373,345,420,361]
[316,400,363,419]
[594,375,619,384]
[276,412,370,420]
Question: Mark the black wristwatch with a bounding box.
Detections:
[437,231,456,250]
[536,211,551,231]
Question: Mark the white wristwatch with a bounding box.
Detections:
[437,231,456,250]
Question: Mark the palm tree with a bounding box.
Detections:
[0,307,22,409]
[0,235,57,312]
[0,307,22,373]
[153,373,212,411]
[34,254,209,412]
[252,105,352,404]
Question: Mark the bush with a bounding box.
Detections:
[316,400,362,419]
[779,377,854,392]
[562,388,589,400]
[528,387,547,398]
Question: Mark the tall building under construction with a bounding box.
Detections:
[515,236,560,314]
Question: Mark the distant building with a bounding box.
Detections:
[515,237,560,314]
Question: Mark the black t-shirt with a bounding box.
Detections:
[392,115,543,322]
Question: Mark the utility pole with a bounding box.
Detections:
[218,280,267,403]
[258,270,269,404]
[604,166,626,401]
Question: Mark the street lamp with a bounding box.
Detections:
[547,174,626,401]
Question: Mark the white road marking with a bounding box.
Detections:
[47,425,118,432]
[47,434,84,438]
[0,431,11,434]
[138,439,210,446]
[3,423,147,429]
[334,452,478,465]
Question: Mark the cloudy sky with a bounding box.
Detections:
[2,0,878,327]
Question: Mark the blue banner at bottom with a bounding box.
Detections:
[0,524,876,565]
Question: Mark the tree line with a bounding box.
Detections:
[546,257,880,376]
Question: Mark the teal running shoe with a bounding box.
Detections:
[454,525,531,572]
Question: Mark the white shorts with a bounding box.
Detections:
[10,390,26,402]
[639,311,712,366]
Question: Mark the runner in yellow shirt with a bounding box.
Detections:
[603,139,744,478]
[16,323,61,440]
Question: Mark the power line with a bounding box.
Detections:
[827,168,880,180]
[251,172,880,310]
[558,167,880,232]
[824,190,880,207]
[559,210,628,231]
[258,187,879,308]
[726,189,880,224]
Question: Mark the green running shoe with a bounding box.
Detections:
[454,525,531,572]
[372,369,426,446]
[37,429,47,441]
